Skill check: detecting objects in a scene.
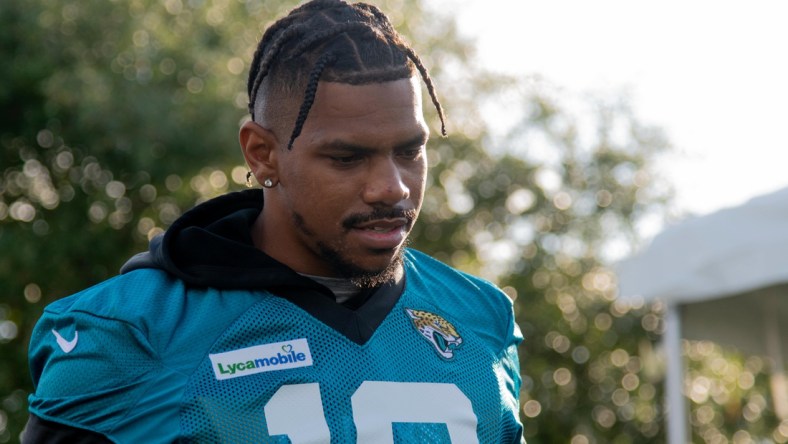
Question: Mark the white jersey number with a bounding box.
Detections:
[264,381,478,443]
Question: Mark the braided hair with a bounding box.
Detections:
[247,0,446,150]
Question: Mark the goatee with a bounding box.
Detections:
[292,211,409,289]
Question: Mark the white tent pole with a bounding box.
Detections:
[665,302,688,444]
[764,292,788,419]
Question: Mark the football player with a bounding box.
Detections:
[24,1,524,442]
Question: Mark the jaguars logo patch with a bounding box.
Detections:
[405,308,463,360]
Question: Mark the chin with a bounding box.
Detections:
[349,253,403,289]
[316,242,406,289]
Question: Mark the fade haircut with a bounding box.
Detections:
[247,0,446,150]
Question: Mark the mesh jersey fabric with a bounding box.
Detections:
[28,249,523,443]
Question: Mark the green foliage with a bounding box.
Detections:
[1,0,784,443]
[1,0,263,440]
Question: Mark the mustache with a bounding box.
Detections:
[342,207,417,230]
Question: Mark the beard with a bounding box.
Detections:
[292,209,413,289]
[315,239,406,289]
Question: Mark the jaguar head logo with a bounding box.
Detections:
[405,308,463,360]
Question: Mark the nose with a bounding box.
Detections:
[362,158,410,206]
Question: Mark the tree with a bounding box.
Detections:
[5,1,769,443]
[1,0,285,440]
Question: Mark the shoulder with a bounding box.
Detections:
[29,269,190,389]
[402,249,521,353]
[403,249,509,304]
[27,270,180,436]
[37,269,195,353]
[405,249,506,298]
[34,268,261,360]
[42,269,261,334]
[28,269,262,439]
[44,268,182,320]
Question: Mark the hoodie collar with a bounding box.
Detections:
[121,189,323,292]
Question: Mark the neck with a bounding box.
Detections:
[301,274,362,304]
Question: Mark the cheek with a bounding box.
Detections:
[285,174,353,224]
[282,159,329,199]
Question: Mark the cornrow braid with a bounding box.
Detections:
[248,0,447,149]
[287,23,381,65]
[288,51,337,150]
[397,46,446,137]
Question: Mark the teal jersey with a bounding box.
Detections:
[28,249,523,443]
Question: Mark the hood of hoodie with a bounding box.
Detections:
[121,189,325,293]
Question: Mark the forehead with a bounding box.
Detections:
[293,77,428,149]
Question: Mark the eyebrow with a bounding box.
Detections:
[319,132,429,154]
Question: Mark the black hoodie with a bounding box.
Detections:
[120,189,403,345]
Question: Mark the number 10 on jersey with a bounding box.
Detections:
[264,381,479,443]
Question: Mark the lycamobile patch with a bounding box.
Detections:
[209,338,313,380]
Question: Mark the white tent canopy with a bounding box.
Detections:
[616,186,788,444]
[618,186,788,304]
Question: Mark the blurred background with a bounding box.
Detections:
[1,0,786,442]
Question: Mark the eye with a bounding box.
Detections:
[330,154,364,166]
[398,147,423,160]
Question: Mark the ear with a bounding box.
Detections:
[240,120,280,187]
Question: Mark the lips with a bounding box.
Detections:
[354,218,407,231]
[351,218,408,249]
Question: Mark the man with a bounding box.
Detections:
[24,0,524,442]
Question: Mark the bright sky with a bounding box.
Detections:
[427,0,788,219]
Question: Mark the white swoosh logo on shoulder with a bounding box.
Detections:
[52,329,79,353]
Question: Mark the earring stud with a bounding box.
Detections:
[263,178,274,188]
